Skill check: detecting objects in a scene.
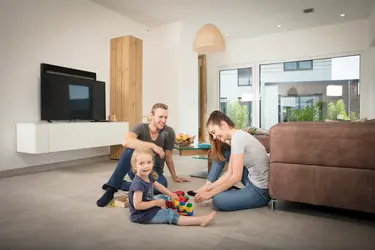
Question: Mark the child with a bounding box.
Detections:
[128,148,216,226]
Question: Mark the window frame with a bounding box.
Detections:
[283,60,313,71]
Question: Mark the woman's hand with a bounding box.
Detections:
[194,191,214,203]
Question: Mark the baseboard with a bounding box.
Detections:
[0,155,111,178]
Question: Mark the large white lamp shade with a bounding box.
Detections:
[193,23,225,54]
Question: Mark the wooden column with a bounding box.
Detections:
[109,35,143,159]
[198,55,208,142]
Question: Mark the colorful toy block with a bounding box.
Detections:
[160,191,194,216]
[173,190,185,196]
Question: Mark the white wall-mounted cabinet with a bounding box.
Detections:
[16,122,128,154]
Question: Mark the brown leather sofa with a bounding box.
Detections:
[253,134,270,153]
[268,122,375,214]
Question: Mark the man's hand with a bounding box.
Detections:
[194,191,214,203]
[152,145,165,159]
[172,176,191,183]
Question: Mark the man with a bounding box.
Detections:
[97,103,190,207]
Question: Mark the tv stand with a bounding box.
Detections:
[16,122,128,154]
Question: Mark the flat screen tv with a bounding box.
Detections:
[41,73,106,121]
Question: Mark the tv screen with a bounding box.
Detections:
[41,73,106,121]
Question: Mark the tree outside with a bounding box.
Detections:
[227,100,249,129]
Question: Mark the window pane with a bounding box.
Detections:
[220,68,253,128]
[238,68,252,86]
[284,62,297,70]
[349,81,360,120]
[298,60,313,69]
[260,55,360,129]
[220,97,227,114]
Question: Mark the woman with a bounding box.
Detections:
[194,110,270,211]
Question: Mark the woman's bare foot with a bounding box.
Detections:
[200,211,216,227]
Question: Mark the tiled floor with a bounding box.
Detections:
[0,155,374,249]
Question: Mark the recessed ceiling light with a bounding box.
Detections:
[277,25,282,28]
[225,33,229,36]
[340,13,346,17]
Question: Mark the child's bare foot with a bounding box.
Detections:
[200,211,216,227]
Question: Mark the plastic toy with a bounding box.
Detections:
[159,191,194,216]
[174,190,185,196]
[177,201,194,216]
[109,195,129,208]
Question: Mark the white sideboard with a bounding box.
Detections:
[16,122,129,154]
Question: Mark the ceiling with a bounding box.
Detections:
[93,0,375,39]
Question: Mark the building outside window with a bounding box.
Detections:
[259,55,360,130]
[220,97,227,114]
[218,55,360,131]
[284,60,313,71]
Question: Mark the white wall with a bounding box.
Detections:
[362,4,375,118]
[142,21,199,141]
[363,5,375,119]
[0,0,148,171]
[360,47,375,119]
[177,22,199,140]
[369,5,375,46]
[207,20,370,117]
[142,23,180,130]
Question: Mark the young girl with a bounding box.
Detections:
[128,148,216,226]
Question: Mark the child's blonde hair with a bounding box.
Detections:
[131,148,158,180]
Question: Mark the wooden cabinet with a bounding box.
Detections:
[109,35,143,159]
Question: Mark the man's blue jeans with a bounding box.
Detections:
[106,148,167,194]
[207,149,271,211]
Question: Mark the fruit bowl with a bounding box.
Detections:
[175,133,195,147]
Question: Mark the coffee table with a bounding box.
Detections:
[174,144,212,179]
